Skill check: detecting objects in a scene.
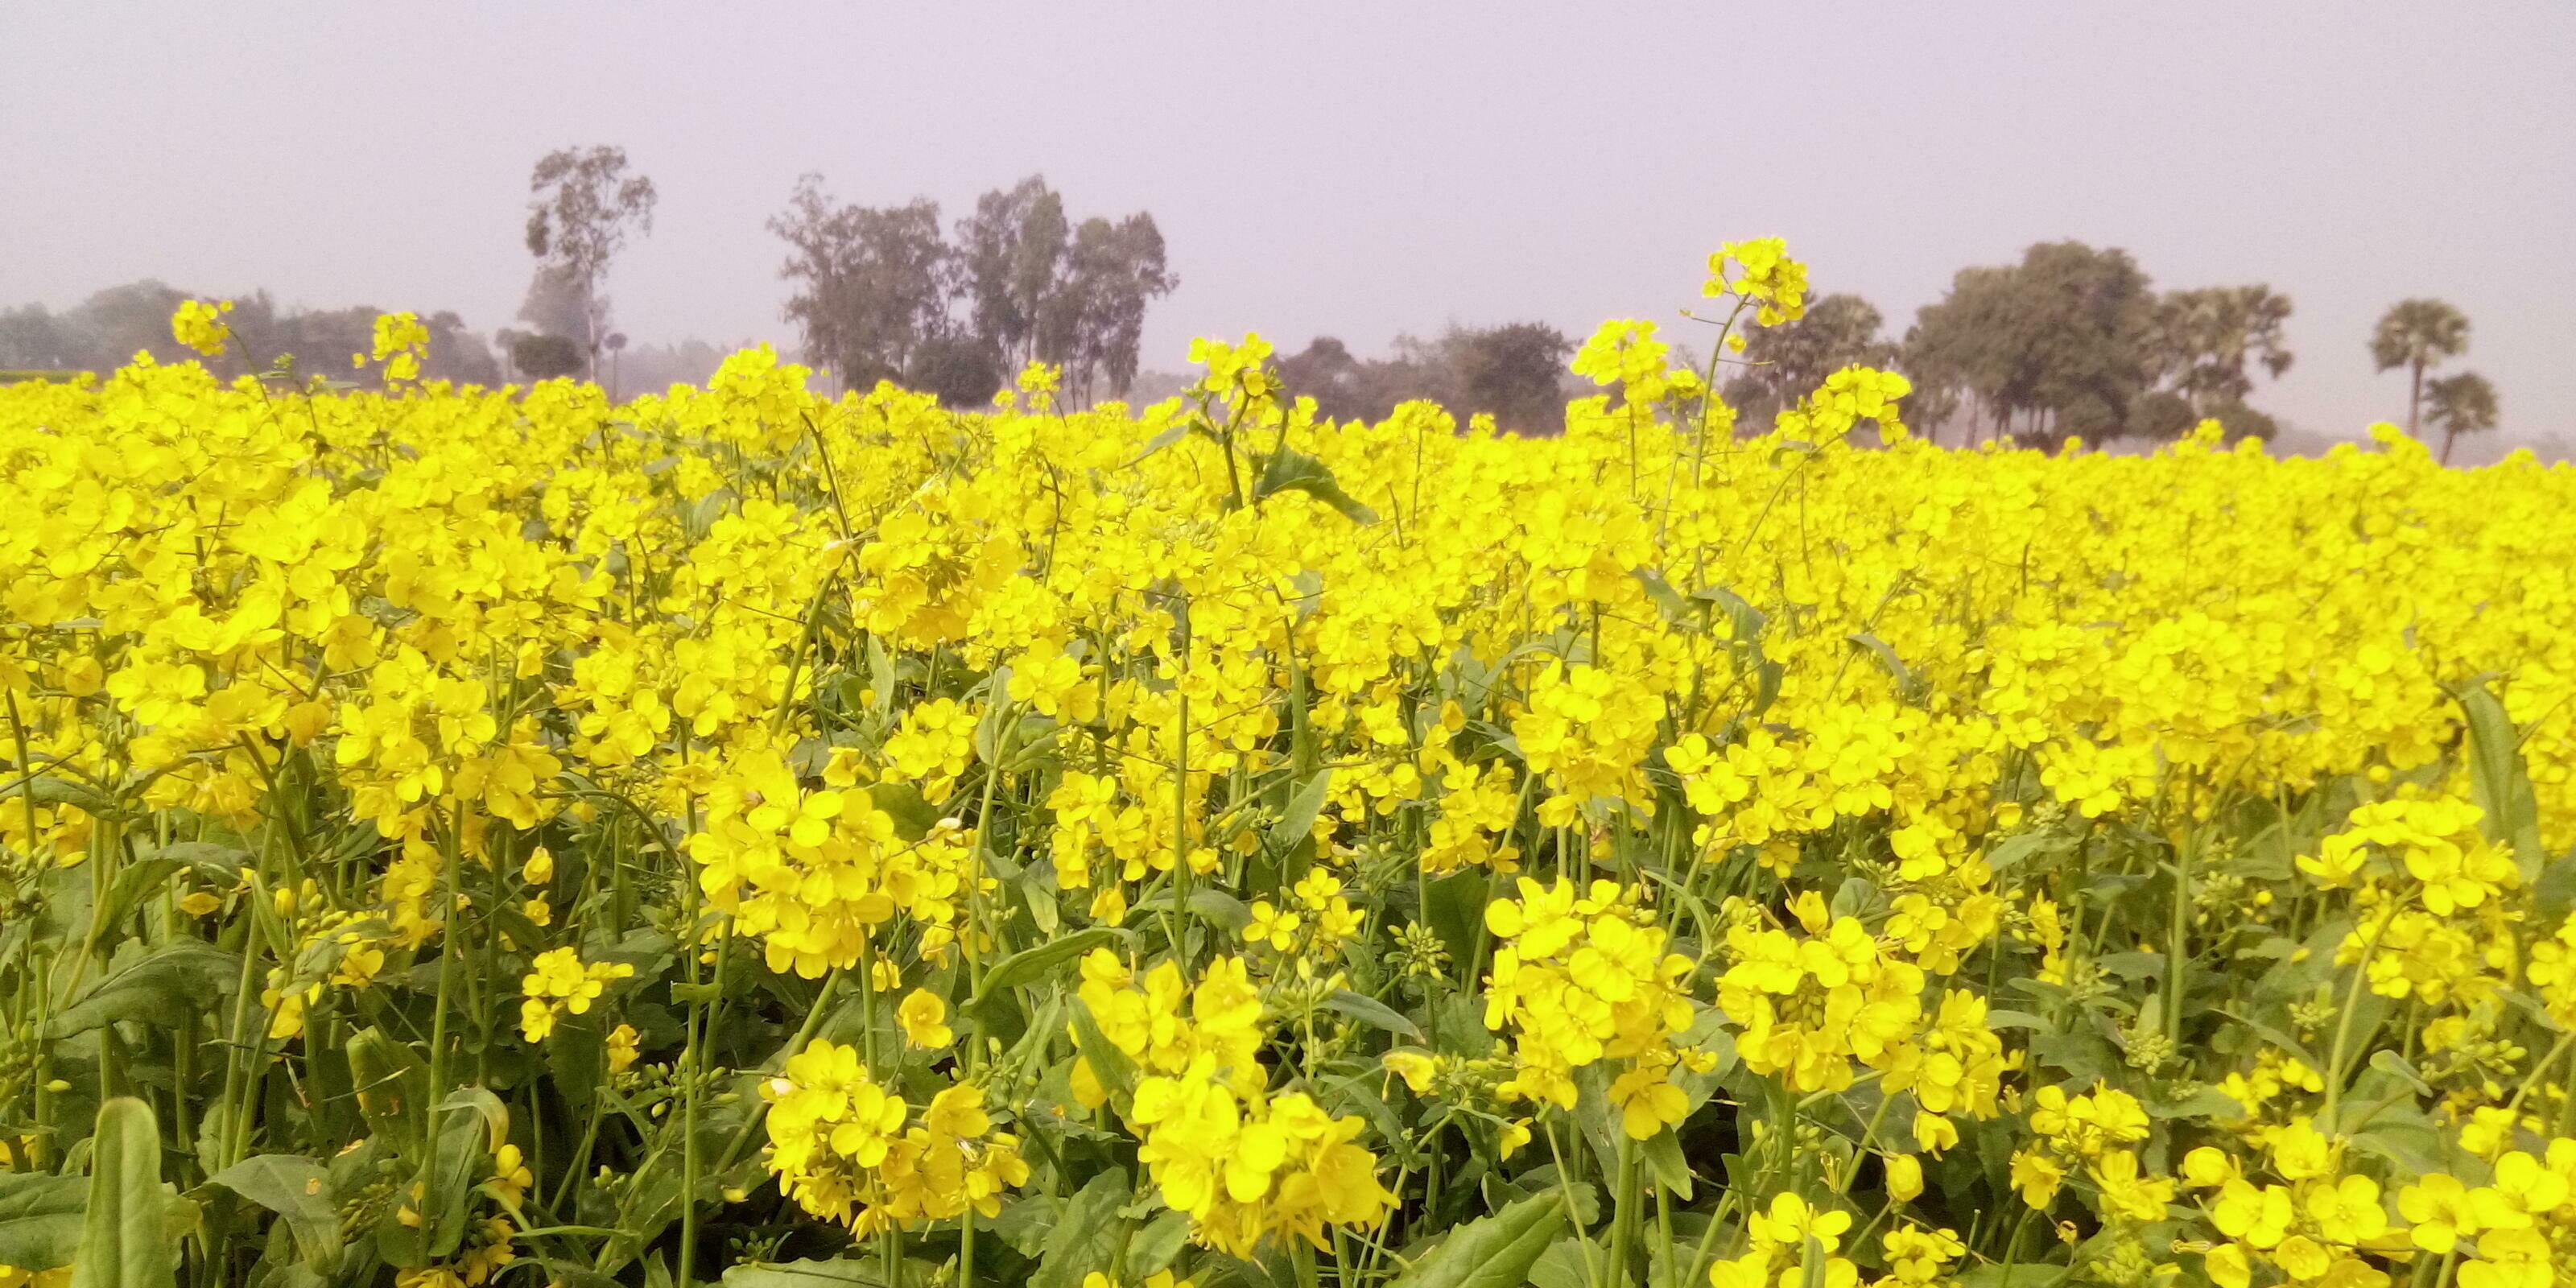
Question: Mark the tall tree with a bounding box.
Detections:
[516,264,592,346]
[524,145,658,378]
[1903,265,2036,443]
[1276,336,1368,419]
[953,176,1069,372]
[1730,293,1895,424]
[1455,323,1574,433]
[1037,213,1175,402]
[2148,285,2294,411]
[2423,371,2500,464]
[1905,243,2153,447]
[770,175,952,390]
[2370,298,2470,436]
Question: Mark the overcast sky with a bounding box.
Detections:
[5,3,2571,438]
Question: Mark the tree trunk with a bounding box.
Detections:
[2442,425,2458,466]
[2409,361,2424,437]
[584,272,601,383]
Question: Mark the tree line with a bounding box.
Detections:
[768,172,1174,405]
[1709,241,2500,460]
[0,142,2505,459]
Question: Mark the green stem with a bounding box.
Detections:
[2320,911,2394,1121]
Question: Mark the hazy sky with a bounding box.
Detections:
[6,3,2571,438]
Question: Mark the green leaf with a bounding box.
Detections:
[968,927,1125,1016]
[72,1097,176,1288]
[1323,989,1422,1039]
[549,1012,608,1116]
[1799,1236,1829,1288]
[720,1259,894,1288]
[1127,1209,1191,1277]
[1187,888,1253,933]
[868,782,942,843]
[208,1154,342,1272]
[1031,1168,1133,1288]
[92,857,184,936]
[347,1026,430,1154]
[1690,585,1768,641]
[1750,658,1784,716]
[1068,1000,1137,1104]
[2346,1110,2450,1178]
[1386,1189,1567,1288]
[47,941,237,1036]
[146,840,253,874]
[1253,446,1379,523]
[989,1195,1062,1257]
[1951,1269,2070,1288]
[1844,632,1925,702]
[1630,568,1690,625]
[2368,1050,2434,1096]
[16,775,120,818]
[2537,852,2576,923]
[1269,767,1334,856]
[0,1171,86,1272]
[418,1100,490,1260]
[435,1087,511,1153]
[1524,1237,1588,1288]
[1643,1128,1695,1201]
[2145,1087,2243,1121]
[1124,422,1192,468]
[2459,683,2546,877]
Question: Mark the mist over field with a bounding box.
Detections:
[2,2,2570,456]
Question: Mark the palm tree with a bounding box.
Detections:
[2424,371,2500,465]
[2369,299,2470,436]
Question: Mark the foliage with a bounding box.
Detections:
[771,174,1174,406]
[1900,245,2296,448]
[3,244,2576,1288]
[0,282,499,386]
[525,144,659,377]
[2425,370,2501,464]
[2146,285,2295,412]
[1728,294,1896,424]
[510,331,586,381]
[1274,324,1577,434]
[2372,299,2474,438]
[772,175,957,392]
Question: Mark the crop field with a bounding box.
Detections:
[6,248,2576,1288]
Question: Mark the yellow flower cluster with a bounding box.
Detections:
[687,745,978,977]
[1482,878,1699,1130]
[169,297,234,357]
[1707,236,1810,325]
[1069,951,1393,1254]
[1717,897,1926,1096]
[762,1039,1030,1235]
[518,947,634,1041]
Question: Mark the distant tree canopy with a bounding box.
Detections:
[2371,298,2471,439]
[516,264,594,352]
[1897,241,2295,446]
[1727,293,1898,423]
[510,332,584,381]
[1274,323,1575,433]
[0,280,500,386]
[2423,369,2499,464]
[524,145,658,379]
[770,173,1175,406]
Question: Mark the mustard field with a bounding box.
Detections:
[5,246,2576,1288]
